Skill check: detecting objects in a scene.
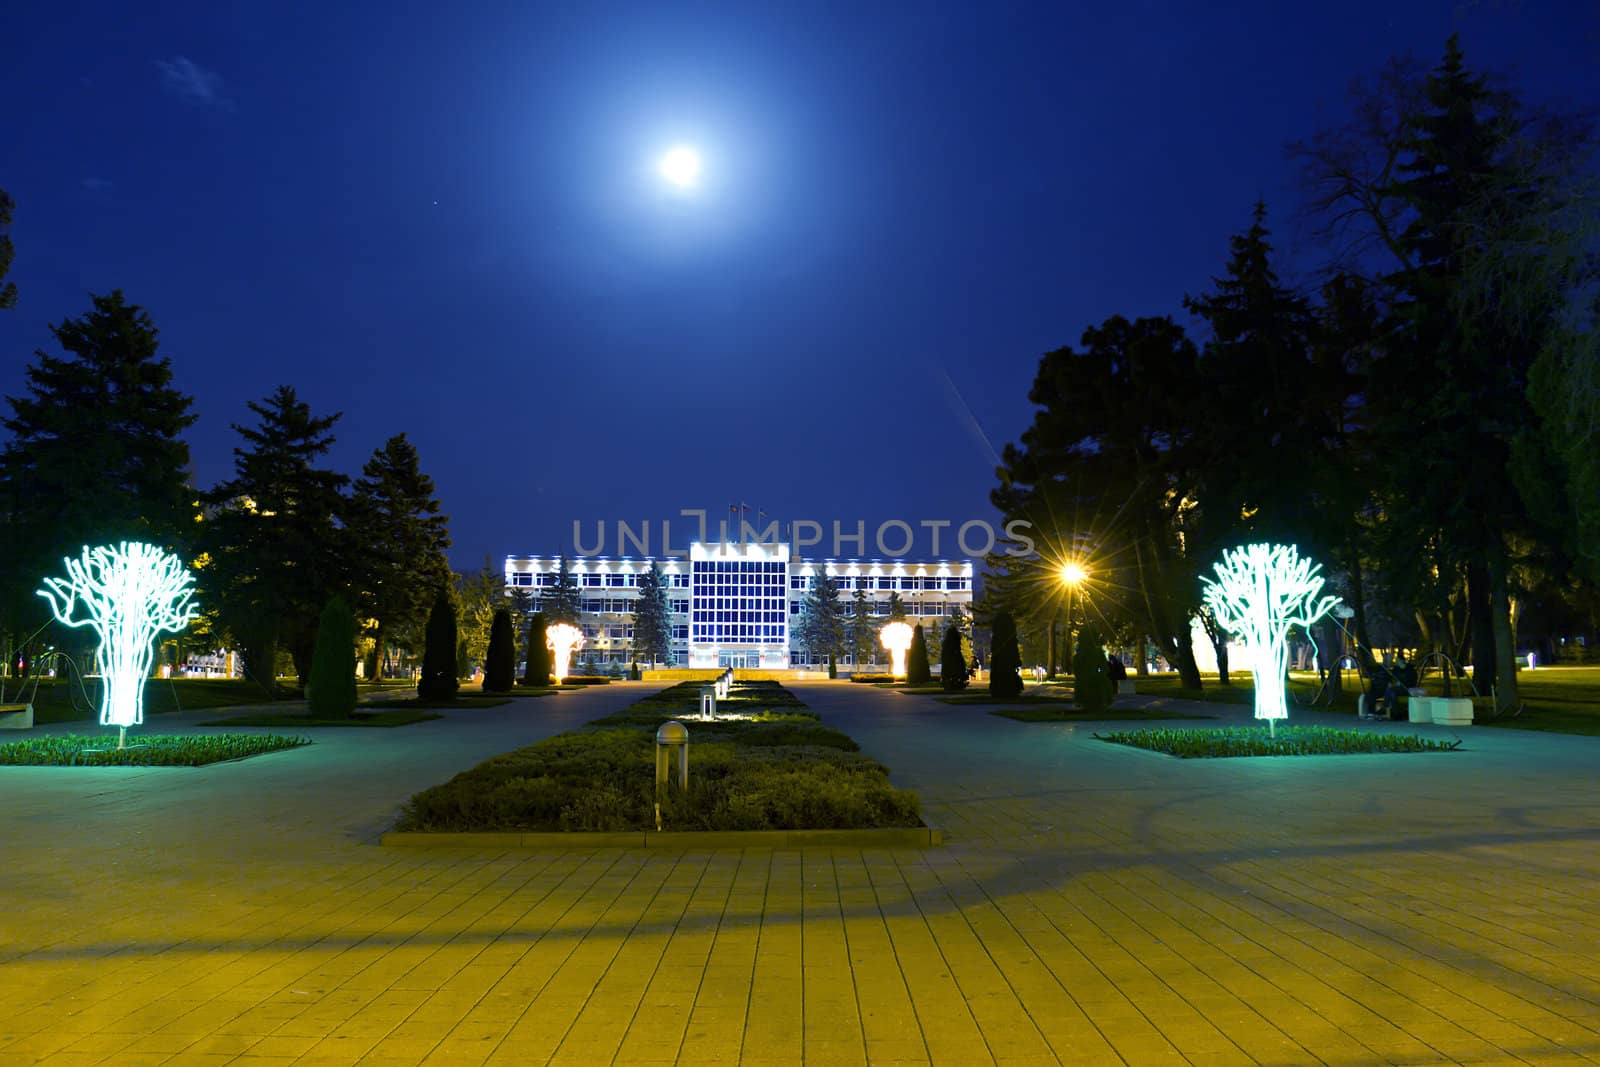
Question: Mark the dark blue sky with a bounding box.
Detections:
[3,1,1595,569]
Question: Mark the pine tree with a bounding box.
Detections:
[1,292,197,641]
[906,623,931,685]
[545,554,582,625]
[848,588,877,666]
[483,608,514,692]
[522,612,550,685]
[631,562,672,667]
[795,571,845,662]
[417,587,458,700]
[940,623,970,691]
[1072,622,1112,714]
[308,595,357,718]
[200,386,348,692]
[346,434,451,680]
[989,611,1023,698]
[887,591,907,621]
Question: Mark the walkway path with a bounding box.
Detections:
[1,680,1597,1066]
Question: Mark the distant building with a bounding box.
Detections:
[505,541,973,669]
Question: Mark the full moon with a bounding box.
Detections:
[658,146,701,188]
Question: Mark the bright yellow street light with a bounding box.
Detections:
[1059,561,1086,587]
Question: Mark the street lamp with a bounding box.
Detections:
[1058,561,1087,675]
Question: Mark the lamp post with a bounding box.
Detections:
[1059,561,1086,673]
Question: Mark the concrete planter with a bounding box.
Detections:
[1407,696,1432,724]
[1431,697,1474,726]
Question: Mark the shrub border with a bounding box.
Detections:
[381,826,943,849]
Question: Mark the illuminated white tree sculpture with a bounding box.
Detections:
[546,622,584,683]
[37,542,199,748]
[880,621,913,680]
[1199,543,1340,736]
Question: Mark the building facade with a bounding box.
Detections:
[505,542,973,669]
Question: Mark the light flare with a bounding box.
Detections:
[546,622,585,683]
[880,621,914,680]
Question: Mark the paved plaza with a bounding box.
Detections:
[2,681,1599,1066]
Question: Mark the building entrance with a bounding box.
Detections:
[718,651,760,670]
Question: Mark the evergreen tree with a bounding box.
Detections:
[940,624,970,691]
[989,611,1023,698]
[455,560,504,667]
[1184,202,1331,554]
[483,608,515,692]
[631,561,673,667]
[1,292,197,641]
[346,434,451,680]
[848,588,877,666]
[887,591,907,621]
[991,315,1206,689]
[1072,622,1112,714]
[0,186,16,310]
[308,595,357,719]
[906,623,931,685]
[545,554,582,625]
[417,587,458,700]
[947,604,975,667]
[200,386,347,692]
[522,612,550,685]
[795,570,845,662]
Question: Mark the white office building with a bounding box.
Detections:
[505,542,973,670]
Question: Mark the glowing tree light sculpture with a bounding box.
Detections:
[880,621,913,680]
[1199,543,1340,736]
[37,542,199,749]
[546,622,584,683]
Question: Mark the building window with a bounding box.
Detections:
[510,573,533,586]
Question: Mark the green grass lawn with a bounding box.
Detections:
[199,709,441,728]
[12,678,282,725]
[398,680,921,833]
[0,733,311,766]
[1095,724,1462,758]
[991,707,1213,723]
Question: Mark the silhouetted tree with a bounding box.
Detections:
[1073,622,1112,714]
[482,608,514,692]
[1,292,197,648]
[989,611,1023,698]
[940,624,969,691]
[200,385,345,693]
[522,612,550,686]
[308,595,357,719]
[346,434,451,679]
[417,588,458,701]
[907,623,931,685]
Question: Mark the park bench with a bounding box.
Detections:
[0,703,34,729]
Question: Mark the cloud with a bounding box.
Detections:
[156,56,233,110]
[81,177,115,193]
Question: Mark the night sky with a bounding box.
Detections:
[3,1,1595,569]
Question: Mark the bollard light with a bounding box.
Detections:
[699,685,717,720]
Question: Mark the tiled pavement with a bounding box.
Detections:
[2,680,1598,1066]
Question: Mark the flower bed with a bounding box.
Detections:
[0,733,311,766]
[1094,725,1462,758]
